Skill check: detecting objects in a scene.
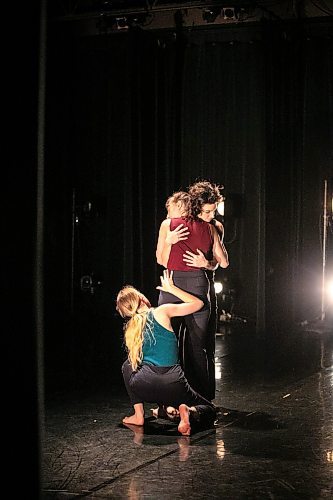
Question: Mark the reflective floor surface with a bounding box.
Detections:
[41,323,333,499]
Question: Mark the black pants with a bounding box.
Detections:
[158,269,211,400]
[122,360,216,425]
[206,271,217,400]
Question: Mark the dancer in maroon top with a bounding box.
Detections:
[156,181,228,400]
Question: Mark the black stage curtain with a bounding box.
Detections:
[44,19,333,390]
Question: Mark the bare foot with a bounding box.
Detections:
[123,414,144,426]
[178,404,191,436]
[166,406,180,418]
[150,408,159,418]
[150,405,179,421]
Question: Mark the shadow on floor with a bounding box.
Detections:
[120,407,287,441]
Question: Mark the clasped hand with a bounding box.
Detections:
[165,224,190,245]
[183,249,207,268]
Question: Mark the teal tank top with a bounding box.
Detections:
[142,309,179,366]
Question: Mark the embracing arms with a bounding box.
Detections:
[183,224,229,270]
[156,219,190,268]
[156,219,228,270]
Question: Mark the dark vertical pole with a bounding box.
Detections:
[36,0,47,496]
[71,188,76,314]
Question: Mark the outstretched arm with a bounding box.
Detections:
[156,270,204,317]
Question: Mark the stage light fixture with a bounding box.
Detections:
[214,282,223,294]
[115,16,128,29]
[202,8,220,23]
[221,7,238,20]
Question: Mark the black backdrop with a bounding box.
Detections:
[43,16,333,392]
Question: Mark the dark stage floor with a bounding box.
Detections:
[41,322,333,499]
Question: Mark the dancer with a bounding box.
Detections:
[188,181,228,400]
[165,184,227,400]
[156,180,229,400]
[116,270,217,436]
[156,191,191,265]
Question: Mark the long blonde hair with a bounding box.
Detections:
[116,286,149,370]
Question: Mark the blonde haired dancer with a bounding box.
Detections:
[116,270,216,436]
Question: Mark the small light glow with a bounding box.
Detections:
[216,439,226,460]
[214,282,223,294]
[328,280,333,303]
[215,361,222,380]
[217,200,225,216]
[326,450,333,462]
